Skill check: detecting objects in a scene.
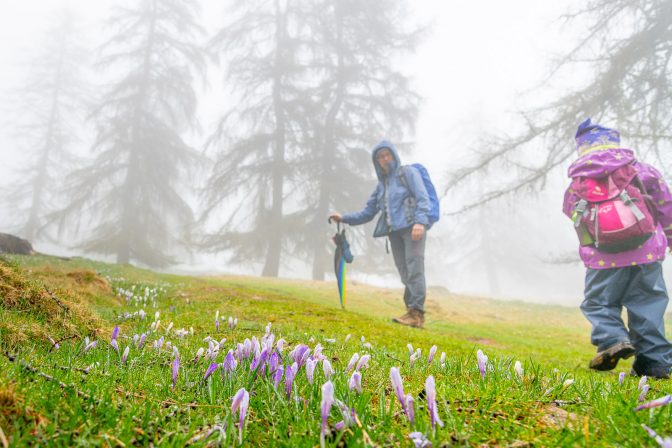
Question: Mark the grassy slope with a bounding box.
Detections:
[1,254,671,447]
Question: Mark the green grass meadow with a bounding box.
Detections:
[1,254,672,446]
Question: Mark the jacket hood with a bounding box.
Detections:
[371,140,401,181]
[568,148,635,178]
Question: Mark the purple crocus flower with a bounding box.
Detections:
[428,345,437,365]
[204,363,219,381]
[111,326,120,341]
[356,354,370,371]
[618,372,626,384]
[346,353,359,372]
[231,388,250,445]
[635,394,672,412]
[172,356,180,389]
[638,376,648,390]
[405,394,415,425]
[110,338,119,352]
[409,432,431,448]
[121,346,130,364]
[639,384,650,402]
[269,351,280,374]
[323,360,334,379]
[137,333,146,349]
[320,381,335,448]
[228,316,234,329]
[223,350,238,373]
[285,362,298,399]
[334,421,346,431]
[390,367,406,413]
[641,424,672,447]
[273,365,284,388]
[250,348,269,373]
[476,349,488,379]
[349,371,362,394]
[425,375,444,430]
[306,358,317,385]
[407,343,414,356]
[83,340,97,354]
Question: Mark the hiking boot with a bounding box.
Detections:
[392,309,424,328]
[631,358,671,379]
[588,341,635,371]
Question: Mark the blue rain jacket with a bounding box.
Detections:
[342,140,430,237]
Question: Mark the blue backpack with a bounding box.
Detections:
[399,164,440,228]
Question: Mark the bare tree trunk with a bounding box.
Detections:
[262,0,287,277]
[311,0,345,280]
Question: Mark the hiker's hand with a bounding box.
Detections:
[411,224,425,241]
[329,213,343,223]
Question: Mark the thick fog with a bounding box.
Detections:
[1,0,670,306]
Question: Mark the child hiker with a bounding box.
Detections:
[329,140,431,328]
[563,118,672,378]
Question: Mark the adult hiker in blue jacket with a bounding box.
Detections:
[329,140,431,328]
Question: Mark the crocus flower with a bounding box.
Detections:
[265,322,272,335]
[641,424,672,447]
[172,356,180,389]
[639,384,650,402]
[137,333,146,349]
[323,360,335,379]
[344,334,351,344]
[111,338,119,352]
[276,338,286,352]
[215,310,220,331]
[111,326,120,340]
[356,354,370,371]
[166,321,174,334]
[425,375,444,430]
[440,352,446,368]
[618,372,626,385]
[122,346,130,364]
[410,351,420,367]
[514,361,524,380]
[83,340,97,354]
[204,363,219,381]
[132,334,139,345]
[349,371,362,394]
[273,365,284,388]
[347,353,360,371]
[194,347,205,364]
[639,376,648,390]
[409,432,432,448]
[334,421,346,431]
[363,342,373,350]
[290,344,311,368]
[405,394,415,425]
[228,316,233,329]
[428,345,437,365]
[269,351,280,374]
[285,362,298,399]
[223,350,237,373]
[476,349,487,379]
[407,343,414,356]
[635,395,672,412]
[231,388,250,445]
[313,344,325,361]
[390,367,406,413]
[320,381,335,448]
[306,358,317,384]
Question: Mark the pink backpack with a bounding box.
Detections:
[570,163,656,253]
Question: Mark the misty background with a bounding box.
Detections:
[1,0,670,305]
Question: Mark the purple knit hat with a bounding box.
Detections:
[575,118,620,155]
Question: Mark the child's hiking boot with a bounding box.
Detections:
[392,309,424,328]
[589,341,635,371]
[631,358,671,379]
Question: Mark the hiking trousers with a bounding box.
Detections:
[389,226,426,312]
[581,262,672,370]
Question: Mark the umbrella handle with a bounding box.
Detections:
[327,217,341,232]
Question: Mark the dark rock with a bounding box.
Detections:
[0,233,34,255]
